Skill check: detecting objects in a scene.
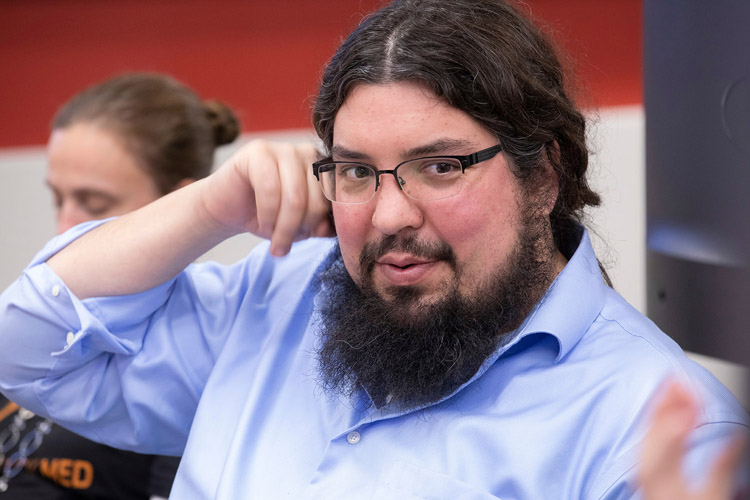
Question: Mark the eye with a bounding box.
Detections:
[77,192,116,216]
[418,160,462,177]
[339,164,373,180]
[432,162,457,174]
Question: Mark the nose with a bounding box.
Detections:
[371,175,424,235]
[56,201,87,234]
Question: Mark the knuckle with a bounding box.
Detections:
[284,187,307,212]
[254,172,280,198]
[297,142,321,160]
[247,138,271,152]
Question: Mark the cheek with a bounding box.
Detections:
[122,190,160,213]
[332,205,372,280]
[430,187,520,263]
[436,208,495,267]
[439,204,488,239]
[111,183,161,216]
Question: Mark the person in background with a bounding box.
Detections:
[0,73,239,499]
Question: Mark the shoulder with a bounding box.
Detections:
[575,287,746,425]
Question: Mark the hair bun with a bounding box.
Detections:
[204,100,240,146]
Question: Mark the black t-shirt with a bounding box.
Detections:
[0,395,179,499]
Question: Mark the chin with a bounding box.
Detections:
[380,280,456,309]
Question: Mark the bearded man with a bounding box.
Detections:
[1,0,747,498]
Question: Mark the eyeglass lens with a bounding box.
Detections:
[319,157,465,203]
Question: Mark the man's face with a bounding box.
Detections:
[318,83,564,409]
[332,81,531,308]
[320,81,563,408]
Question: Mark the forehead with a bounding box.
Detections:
[47,123,145,187]
[332,81,497,159]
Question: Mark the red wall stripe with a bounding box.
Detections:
[0,0,641,148]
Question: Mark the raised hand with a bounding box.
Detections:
[200,139,334,256]
[639,381,747,500]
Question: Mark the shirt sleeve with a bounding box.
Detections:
[0,219,266,455]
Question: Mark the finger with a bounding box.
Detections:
[269,143,311,256]
[245,141,282,239]
[312,214,336,239]
[700,432,747,499]
[647,381,696,467]
[639,381,697,499]
[298,143,335,239]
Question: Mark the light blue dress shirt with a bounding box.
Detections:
[0,221,747,499]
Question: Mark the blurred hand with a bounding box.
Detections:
[201,139,334,256]
[639,380,747,500]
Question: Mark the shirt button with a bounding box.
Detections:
[66,331,75,346]
[52,285,60,297]
[346,431,361,445]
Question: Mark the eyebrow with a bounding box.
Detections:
[45,181,118,204]
[331,138,476,162]
[71,190,118,204]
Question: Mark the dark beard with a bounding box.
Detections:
[316,215,557,412]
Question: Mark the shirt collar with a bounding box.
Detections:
[407,225,609,414]
[503,226,608,363]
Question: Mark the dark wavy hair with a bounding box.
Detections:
[313,0,601,253]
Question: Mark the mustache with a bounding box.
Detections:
[359,234,457,275]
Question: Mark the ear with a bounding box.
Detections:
[538,141,561,217]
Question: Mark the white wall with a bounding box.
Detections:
[0,147,57,287]
[586,105,647,313]
[0,112,746,404]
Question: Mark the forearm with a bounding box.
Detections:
[47,178,236,299]
[45,139,333,299]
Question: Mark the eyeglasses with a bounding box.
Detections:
[312,144,502,204]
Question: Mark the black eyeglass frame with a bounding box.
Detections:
[312,143,503,202]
